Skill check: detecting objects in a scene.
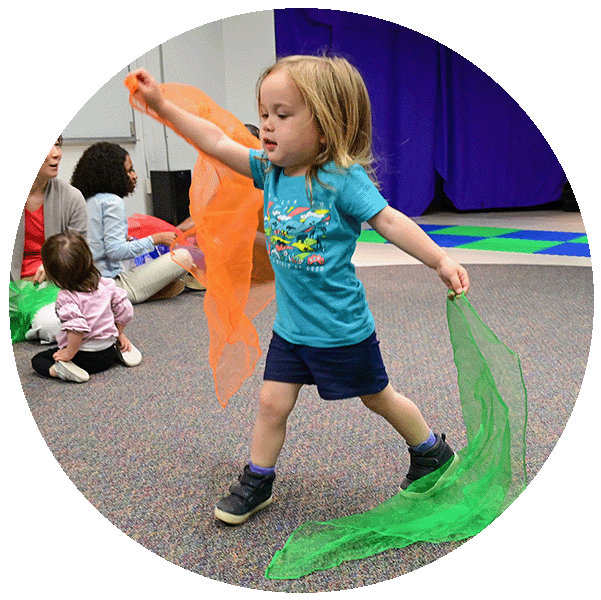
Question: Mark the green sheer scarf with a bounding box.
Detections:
[9,280,60,343]
[265,293,528,579]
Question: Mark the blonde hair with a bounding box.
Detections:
[256,55,378,198]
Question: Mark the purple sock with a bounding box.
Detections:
[411,430,436,453]
[248,460,275,476]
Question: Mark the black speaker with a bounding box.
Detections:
[150,170,191,226]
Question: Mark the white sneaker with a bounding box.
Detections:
[183,272,205,291]
[117,343,142,367]
[54,361,89,383]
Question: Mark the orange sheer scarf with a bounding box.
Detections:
[125,75,275,406]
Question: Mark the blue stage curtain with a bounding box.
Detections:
[273,9,566,216]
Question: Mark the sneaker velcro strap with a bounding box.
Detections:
[228,482,255,500]
[410,456,440,468]
[228,470,266,500]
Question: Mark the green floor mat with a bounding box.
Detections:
[569,235,588,244]
[358,229,387,243]
[358,224,590,257]
[458,237,560,253]
[429,225,519,237]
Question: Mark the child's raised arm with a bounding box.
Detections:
[129,68,252,178]
[368,206,470,295]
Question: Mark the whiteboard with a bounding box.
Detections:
[62,66,136,142]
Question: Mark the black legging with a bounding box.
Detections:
[31,345,119,378]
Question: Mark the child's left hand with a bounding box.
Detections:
[436,256,470,295]
[33,264,47,284]
[117,334,132,353]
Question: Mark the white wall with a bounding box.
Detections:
[58,10,275,217]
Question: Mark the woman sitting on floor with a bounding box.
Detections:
[71,142,194,303]
[11,136,88,342]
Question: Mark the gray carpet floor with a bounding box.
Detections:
[12,264,594,592]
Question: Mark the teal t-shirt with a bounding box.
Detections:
[250,149,388,347]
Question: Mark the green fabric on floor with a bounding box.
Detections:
[265,294,528,579]
[9,280,59,343]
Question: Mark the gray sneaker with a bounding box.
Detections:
[54,361,89,383]
[214,465,275,525]
[401,433,458,492]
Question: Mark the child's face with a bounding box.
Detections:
[124,154,138,195]
[259,69,324,177]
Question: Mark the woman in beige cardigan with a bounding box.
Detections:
[11,136,88,342]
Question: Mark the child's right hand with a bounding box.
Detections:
[53,348,75,362]
[151,231,178,246]
[128,68,165,113]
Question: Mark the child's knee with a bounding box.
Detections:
[258,388,293,423]
[361,393,382,413]
[360,384,393,413]
[171,248,194,270]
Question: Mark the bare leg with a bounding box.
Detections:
[250,381,303,468]
[361,383,431,447]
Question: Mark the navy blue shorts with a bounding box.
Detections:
[263,330,389,400]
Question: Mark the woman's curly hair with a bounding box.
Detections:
[71,142,130,199]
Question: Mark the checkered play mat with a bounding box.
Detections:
[359,224,590,257]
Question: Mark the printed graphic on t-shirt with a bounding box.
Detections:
[265,200,330,270]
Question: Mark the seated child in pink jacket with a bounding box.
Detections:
[31,231,141,382]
